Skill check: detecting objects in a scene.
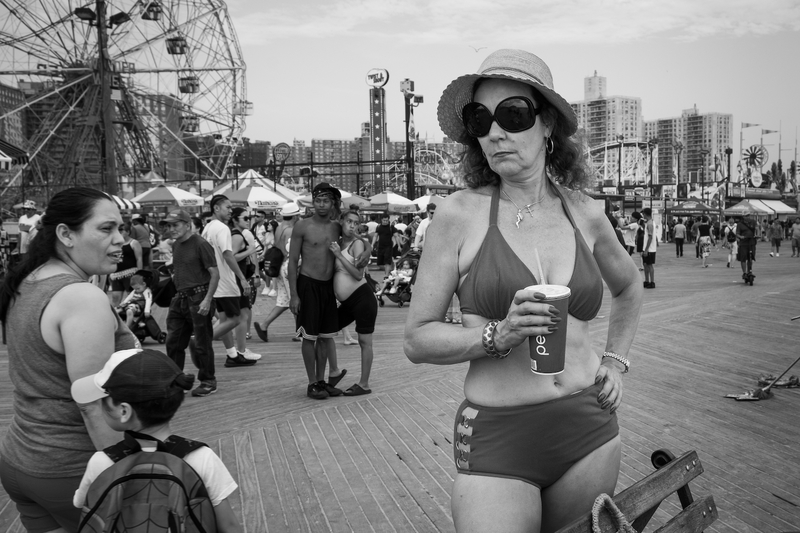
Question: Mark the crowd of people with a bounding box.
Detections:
[0,181,441,529]
[1,48,799,533]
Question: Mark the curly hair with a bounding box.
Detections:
[460,81,590,191]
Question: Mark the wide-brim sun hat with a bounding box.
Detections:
[438,49,578,144]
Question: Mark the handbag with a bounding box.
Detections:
[263,247,284,278]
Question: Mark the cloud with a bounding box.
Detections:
[230,0,800,46]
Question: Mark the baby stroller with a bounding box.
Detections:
[122,268,173,344]
[376,249,420,308]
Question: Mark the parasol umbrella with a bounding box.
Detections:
[369,191,417,213]
[131,184,204,207]
[109,195,141,211]
[413,194,445,212]
[225,186,287,209]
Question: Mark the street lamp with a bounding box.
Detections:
[648,138,658,210]
[401,79,423,199]
[616,134,624,195]
[700,149,710,203]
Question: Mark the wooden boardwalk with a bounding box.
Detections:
[1,243,799,532]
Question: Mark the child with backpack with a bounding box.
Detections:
[70,348,242,532]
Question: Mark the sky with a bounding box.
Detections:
[225,0,800,167]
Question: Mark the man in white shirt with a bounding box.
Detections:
[641,207,658,289]
[414,204,436,250]
[17,200,41,259]
[202,195,257,367]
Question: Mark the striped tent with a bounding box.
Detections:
[109,194,141,210]
[0,138,29,165]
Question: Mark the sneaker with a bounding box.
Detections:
[224,352,258,367]
[261,287,270,296]
[191,381,217,397]
[388,287,397,294]
[307,382,329,400]
[727,262,730,268]
[267,289,277,297]
[776,253,779,257]
[320,380,343,397]
[243,348,262,361]
[769,252,774,257]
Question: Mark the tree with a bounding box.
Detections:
[790,160,798,193]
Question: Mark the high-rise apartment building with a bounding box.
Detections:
[644,105,732,190]
[571,72,643,186]
[0,82,25,148]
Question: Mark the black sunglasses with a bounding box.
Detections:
[462,96,541,138]
[240,216,250,221]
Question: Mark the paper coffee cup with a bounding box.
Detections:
[524,284,570,375]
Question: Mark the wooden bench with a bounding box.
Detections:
[557,449,718,533]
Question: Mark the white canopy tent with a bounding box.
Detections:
[206,172,299,203]
[725,199,794,216]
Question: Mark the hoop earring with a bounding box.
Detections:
[546,137,554,155]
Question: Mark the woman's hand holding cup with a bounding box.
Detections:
[494,289,561,353]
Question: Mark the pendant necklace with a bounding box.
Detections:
[501,189,546,229]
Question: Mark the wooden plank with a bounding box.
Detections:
[654,495,718,533]
[233,431,268,533]
[248,427,290,533]
[263,422,309,532]
[275,420,330,532]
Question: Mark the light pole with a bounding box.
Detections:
[617,134,624,195]
[700,149,710,204]
[401,79,423,199]
[673,140,683,189]
[648,138,658,211]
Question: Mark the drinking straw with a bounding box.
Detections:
[534,248,546,285]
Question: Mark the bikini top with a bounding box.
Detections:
[457,183,603,322]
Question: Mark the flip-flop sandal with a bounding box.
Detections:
[344,384,372,396]
[328,369,347,388]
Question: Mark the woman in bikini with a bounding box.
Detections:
[405,49,643,532]
[329,206,377,395]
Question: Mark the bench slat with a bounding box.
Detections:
[654,495,718,533]
[556,451,705,533]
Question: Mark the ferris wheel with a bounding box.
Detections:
[742,145,768,169]
[0,0,247,197]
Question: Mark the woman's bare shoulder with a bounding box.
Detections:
[52,282,111,311]
[436,187,492,223]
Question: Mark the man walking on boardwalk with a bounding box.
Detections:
[163,209,220,397]
[289,183,350,399]
[641,207,657,288]
[203,194,257,368]
[736,215,757,281]
[254,202,300,342]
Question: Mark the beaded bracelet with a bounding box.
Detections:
[482,320,512,359]
[602,351,630,373]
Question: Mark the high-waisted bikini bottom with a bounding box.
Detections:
[453,382,619,488]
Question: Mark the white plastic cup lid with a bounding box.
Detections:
[524,284,571,299]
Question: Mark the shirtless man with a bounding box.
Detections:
[289,183,371,399]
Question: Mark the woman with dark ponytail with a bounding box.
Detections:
[0,187,141,532]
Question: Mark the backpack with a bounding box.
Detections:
[145,224,159,247]
[726,226,737,243]
[78,431,217,533]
